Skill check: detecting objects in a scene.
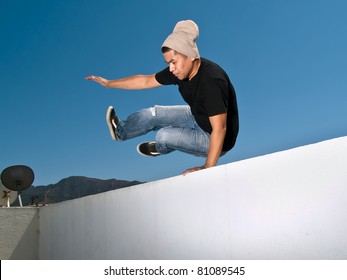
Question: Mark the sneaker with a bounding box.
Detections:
[106,106,120,140]
[137,142,160,157]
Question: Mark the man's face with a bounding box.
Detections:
[163,49,194,80]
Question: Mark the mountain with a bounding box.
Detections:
[11,176,143,206]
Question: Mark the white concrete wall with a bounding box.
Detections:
[0,208,39,259]
[38,136,347,260]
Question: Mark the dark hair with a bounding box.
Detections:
[161,46,172,53]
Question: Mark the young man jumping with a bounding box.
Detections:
[86,20,239,175]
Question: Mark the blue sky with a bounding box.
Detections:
[1,0,346,186]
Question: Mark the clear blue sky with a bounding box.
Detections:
[1,0,346,186]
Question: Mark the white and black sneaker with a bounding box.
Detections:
[137,142,160,157]
[106,106,120,140]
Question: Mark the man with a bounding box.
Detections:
[86,20,239,175]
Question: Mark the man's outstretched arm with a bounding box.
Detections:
[85,74,162,90]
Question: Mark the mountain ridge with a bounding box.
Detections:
[11,176,143,206]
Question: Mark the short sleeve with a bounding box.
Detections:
[155,67,179,85]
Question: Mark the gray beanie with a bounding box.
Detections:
[162,20,200,59]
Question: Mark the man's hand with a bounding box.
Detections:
[182,165,206,175]
[85,75,109,87]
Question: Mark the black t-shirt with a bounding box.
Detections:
[155,58,239,151]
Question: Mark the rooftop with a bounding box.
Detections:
[1,136,347,260]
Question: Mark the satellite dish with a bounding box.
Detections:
[1,165,34,192]
[0,181,17,207]
[1,165,35,207]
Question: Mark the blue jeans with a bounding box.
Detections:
[116,105,211,157]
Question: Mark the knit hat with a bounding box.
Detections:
[162,20,200,59]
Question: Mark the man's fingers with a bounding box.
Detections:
[182,166,205,176]
[85,75,96,80]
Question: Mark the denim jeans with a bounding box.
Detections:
[116,105,211,157]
